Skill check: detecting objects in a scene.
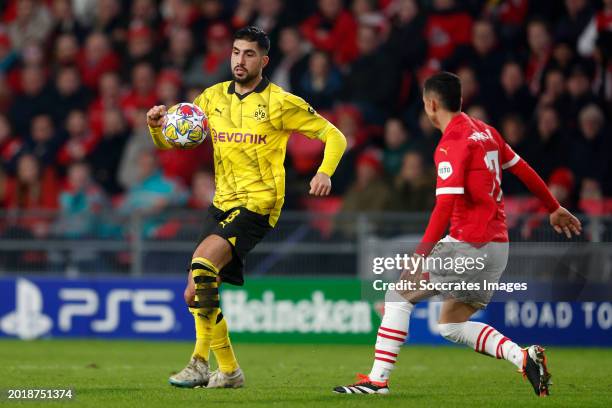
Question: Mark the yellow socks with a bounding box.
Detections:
[211,312,239,373]
[189,257,220,361]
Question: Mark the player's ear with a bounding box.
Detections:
[262,55,269,69]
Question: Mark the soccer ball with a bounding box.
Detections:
[162,103,208,149]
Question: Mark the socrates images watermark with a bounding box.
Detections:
[370,253,528,293]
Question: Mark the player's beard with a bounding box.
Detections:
[232,66,259,85]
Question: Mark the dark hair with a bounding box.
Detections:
[423,71,462,112]
[233,26,270,54]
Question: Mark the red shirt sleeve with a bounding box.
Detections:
[415,133,469,256]
[434,133,470,197]
[507,159,560,213]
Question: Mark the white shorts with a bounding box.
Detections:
[425,235,509,309]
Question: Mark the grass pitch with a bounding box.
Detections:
[1,340,611,407]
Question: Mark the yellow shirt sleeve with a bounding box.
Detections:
[148,125,172,150]
[282,93,347,176]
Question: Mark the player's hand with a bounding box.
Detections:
[550,206,582,238]
[309,172,331,196]
[146,105,167,128]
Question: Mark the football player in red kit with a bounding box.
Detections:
[334,72,581,396]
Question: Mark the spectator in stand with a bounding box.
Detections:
[162,27,195,72]
[344,150,390,212]
[556,0,594,48]
[118,107,155,190]
[578,0,612,59]
[383,0,426,69]
[3,153,59,228]
[159,0,199,44]
[53,33,80,69]
[445,19,506,93]
[483,0,528,48]
[0,28,18,75]
[251,0,287,67]
[88,108,129,195]
[537,68,567,114]
[413,109,438,161]
[327,104,368,194]
[191,0,229,50]
[124,21,160,71]
[565,62,599,129]
[188,169,215,209]
[49,0,88,42]
[131,0,161,28]
[0,113,21,172]
[301,0,359,66]
[525,106,569,181]
[334,149,391,237]
[121,62,157,125]
[57,109,100,168]
[382,118,415,177]
[0,75,11,113]
[466,104,490,123]
[22,114,61,169]
[500,114,528,196]
[54,160,108,239]
[91,0,126,44]
[50,65,90,124]
[156,69,182,108]
[184,22,232,89]
[550,39,578,74]
[344,24,399,122]
[7,0,53,50]
[117,149,188,238]
[386,150,435,212]
[570,104,611,192]
[8,65,52,133]
[1,153,58,269]
[491,61,535,123]
[296,50,342,111]
[78,31,120,89]
[456,66,482,111]
[88,71,123,136]
[525,19,553,95]
[351,0,386,29]
[270,26,309,93]
[423,0,473,64]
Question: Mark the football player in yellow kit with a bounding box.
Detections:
[146,26,347,389]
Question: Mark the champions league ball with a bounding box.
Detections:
[162,103,208,149]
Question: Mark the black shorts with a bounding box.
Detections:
[194,205,272,286]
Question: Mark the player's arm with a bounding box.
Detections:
[147,105,172,150]
[499,134,582,238]
[282,94,347,196]
[415,137,468,257]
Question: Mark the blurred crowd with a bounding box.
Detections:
[0,0,611,247]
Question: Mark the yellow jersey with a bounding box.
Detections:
[150,78,346,226]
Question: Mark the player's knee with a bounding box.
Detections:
[438,322,464,343]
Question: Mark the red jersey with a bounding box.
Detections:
[434,113,520,244]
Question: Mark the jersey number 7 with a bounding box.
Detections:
[485,150,502,202]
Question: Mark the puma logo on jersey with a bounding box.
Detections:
[439,147,449,155]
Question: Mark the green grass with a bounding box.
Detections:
[0,340,611,407]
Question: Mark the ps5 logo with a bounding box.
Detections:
[0,279,176,339]
[58,288,175,333]
[0,279,53,340]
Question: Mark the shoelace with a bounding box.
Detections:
[352,373,387,387]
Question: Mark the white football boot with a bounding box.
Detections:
[206,368,245,388]
[169,356,210,388]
